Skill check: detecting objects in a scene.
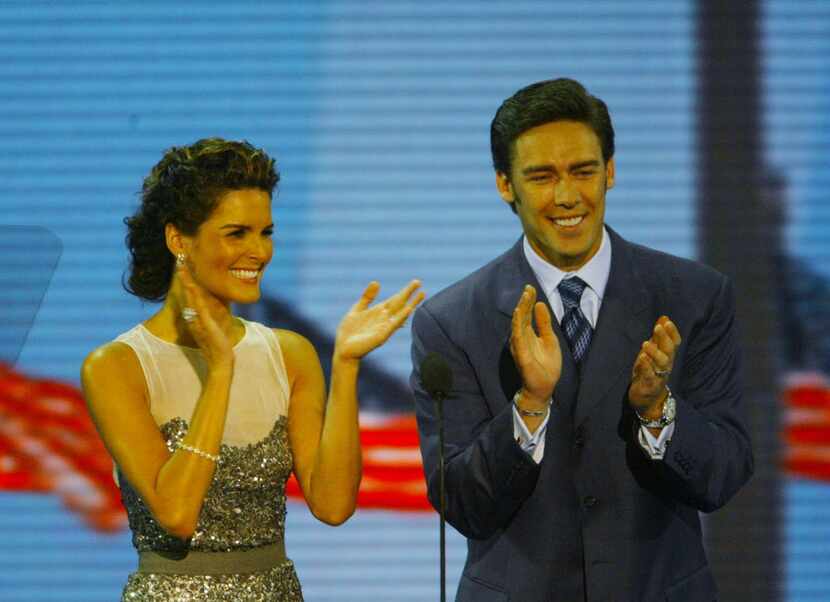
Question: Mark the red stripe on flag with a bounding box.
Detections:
[0,363,127,532]
[784,373,830,483]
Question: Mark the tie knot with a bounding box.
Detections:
[557,276,588,310]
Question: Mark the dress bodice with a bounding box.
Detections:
[113,319,304,600]
[118,415,293,553]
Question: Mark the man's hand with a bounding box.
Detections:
[628,315,682,420]
[510,285,562,410]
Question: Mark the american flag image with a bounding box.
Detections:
[3,362,829,532]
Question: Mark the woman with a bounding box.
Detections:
[81,138,423,600]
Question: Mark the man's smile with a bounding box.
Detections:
[549,215,585,229]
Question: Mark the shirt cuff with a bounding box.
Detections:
[637,421,676,460]
[512,404,550,464]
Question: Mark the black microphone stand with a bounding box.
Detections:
[420,352,452,602]
[435,392,446,602]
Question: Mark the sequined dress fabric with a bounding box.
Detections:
[119,416,303,601]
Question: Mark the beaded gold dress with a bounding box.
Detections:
[115,319,303,601]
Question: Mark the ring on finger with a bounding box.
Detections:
[654,367,671,377]
[182,307,198,322]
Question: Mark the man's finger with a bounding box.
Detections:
[632,351,651,379]
[509,325,527,364]
[665,320,682,346]
[512,287,531,338]
[642,341,670,372]
[653,324,675,356]
[657,315,682,345]
[534,302,555,344]
[511,292,524,331]
[522,286,536,331]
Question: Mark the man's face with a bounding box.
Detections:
[497,120,615,271]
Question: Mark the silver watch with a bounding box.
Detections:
[635,387,676,428]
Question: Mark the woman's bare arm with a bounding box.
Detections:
[82,342,233,539]
[285,280,423,525]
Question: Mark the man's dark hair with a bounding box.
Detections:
[123,138,279,301]
[490,78,615,178]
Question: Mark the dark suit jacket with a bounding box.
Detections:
[410,228,753,602]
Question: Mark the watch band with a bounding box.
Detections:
[635,386,677,428]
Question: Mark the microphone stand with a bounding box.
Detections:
[435,392,446,602]
[421,352,452,602]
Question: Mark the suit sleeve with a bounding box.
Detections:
[410,304,541,539]
[656,275,754,512]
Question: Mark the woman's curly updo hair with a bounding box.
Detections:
[124,138,279,302]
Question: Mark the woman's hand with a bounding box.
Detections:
[334,280,425,362]
[177,261,235,368]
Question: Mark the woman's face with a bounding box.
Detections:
[183,188,274,306]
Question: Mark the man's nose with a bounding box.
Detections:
[553,178,578,206]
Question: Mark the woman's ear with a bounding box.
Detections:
[165,223,188,256]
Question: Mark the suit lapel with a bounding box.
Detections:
[574,230,651,427]
[495,239,542,318]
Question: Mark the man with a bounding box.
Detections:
[410,78,753,602]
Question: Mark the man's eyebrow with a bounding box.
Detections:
[520,160,600,176]
[569,160,601,170]
[521,165,556,175]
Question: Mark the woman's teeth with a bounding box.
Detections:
[230,269,258,280]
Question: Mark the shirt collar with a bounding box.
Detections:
[522,226,612,301]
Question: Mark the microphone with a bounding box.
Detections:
[421,352,453,402]
[420,352,452,602]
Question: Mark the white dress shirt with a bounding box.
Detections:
[512,228,674,462]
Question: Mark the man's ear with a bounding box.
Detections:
[605,157,615,190]
[165,223,188,256]
[496,171,516,208]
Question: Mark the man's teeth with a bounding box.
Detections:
[553,216,583,227]
[230,269,259,279]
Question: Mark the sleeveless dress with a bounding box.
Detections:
[114,318,303,601]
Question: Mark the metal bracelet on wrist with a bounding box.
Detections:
[635,386,677,428]
[512,391,551,417]
[178,441,220,463]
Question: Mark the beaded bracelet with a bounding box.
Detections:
[178,441,220,463]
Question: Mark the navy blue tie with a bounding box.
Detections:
[557,277,593,364]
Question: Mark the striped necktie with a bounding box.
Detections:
[557,276,593,364]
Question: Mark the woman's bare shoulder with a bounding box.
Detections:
[271,329,321,379]
[81,341,147,408]
[272,328,316,356]
[83,340,139,374]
